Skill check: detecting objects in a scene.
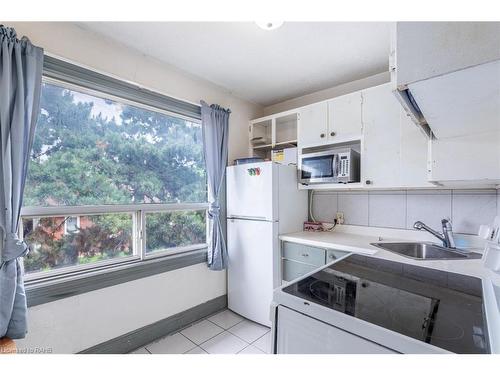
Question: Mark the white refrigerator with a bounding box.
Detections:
[226,161,307,327]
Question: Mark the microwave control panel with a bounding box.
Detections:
[338,152,350,177]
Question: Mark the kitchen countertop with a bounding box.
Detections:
[279,225,500,353]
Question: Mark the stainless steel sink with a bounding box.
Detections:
[370,242,481,260]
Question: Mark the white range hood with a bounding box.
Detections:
[390,22,500,187]
[391,22,500,139]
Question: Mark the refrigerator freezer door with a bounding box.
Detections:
[226,162,277,221]
[227,218,277,327]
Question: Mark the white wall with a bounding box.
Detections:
[262,71,389,115]
[5,22,262,353]
[17,263,226,354]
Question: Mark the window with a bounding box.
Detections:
[21,60,208,279]
[64,216,80,234]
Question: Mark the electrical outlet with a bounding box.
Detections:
[336,212,344,225]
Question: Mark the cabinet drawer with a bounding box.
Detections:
[326,249,349,263]
[282,259,318,282]
[282,242,326,266]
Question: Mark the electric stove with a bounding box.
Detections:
[282,254,489,354]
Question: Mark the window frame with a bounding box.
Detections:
[21,56,209,284]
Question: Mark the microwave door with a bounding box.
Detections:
[300,153,337,184]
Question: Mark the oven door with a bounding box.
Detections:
[300,152,338,184]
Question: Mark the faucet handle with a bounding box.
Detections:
[442,218,453,229]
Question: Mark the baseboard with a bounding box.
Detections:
[79,294,227,354]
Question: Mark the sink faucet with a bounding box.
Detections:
[413,219,456,249]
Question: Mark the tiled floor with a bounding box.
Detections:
[130,309,272,354]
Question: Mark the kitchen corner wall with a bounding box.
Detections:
[312,189,500,235]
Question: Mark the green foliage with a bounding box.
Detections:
[23,83,207,273]
[146,211,206,253]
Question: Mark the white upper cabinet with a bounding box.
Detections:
[327,92,362,143]
[298,102,328,147]
[298,92,362,149]
[399,111,433,188]
[362,83,431,188]
[361,84,401,187]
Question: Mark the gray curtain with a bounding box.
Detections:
[200,101,230,271]
[0,25,43,339]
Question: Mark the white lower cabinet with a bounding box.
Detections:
[281,241,348,283]
[282,260,317,282]
[276,306,396,354]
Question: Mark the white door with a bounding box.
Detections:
[362,84,401,187]
[227,219,277,327]
[327,91,362,143]
[298,102,328,147]
[226,162,276,221]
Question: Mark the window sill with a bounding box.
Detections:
[25,248,208,307]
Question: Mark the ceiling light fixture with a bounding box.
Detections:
[255,21,284,31]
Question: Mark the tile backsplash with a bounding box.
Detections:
[311,189,500,235]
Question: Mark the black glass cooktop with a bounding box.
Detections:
[283,254,489,354]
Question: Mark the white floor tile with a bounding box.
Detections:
[145,333,196,354]
[207,309,244,329]
[129,347,150,354]
[238,345,265,354]
[253,331,272,354]
[200,331,248,354]
[228,320,270,344]
[185,346,208,354]
[181,319,224,345]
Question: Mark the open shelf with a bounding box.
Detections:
[250,118,272,148]
[252,140,298,151]
[249,110,299,161]
[275,114,298,144]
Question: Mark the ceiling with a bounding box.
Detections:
[78,22,391,106]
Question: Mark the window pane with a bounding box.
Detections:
[24,82,206,207]
[65,216,79,233]
[22,213,134,274]
[145,210,206,254]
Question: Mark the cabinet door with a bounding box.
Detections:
[282,242,326,267]
[328,92,362,142]
[399,110,434,187]
[298,102,328,147]
[326,249,349,263]
[282,259,317,282]
[362,84,401,187]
